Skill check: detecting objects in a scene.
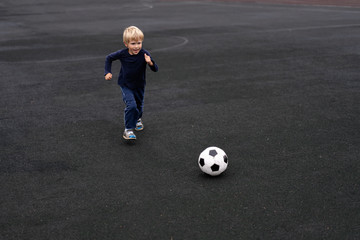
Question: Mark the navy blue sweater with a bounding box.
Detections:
[104,48,158,89]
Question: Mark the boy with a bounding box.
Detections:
[104,26,158,140]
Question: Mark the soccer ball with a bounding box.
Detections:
[198,146,228,176]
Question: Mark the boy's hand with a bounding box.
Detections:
[105,73,112,81]
[144,54,153,66]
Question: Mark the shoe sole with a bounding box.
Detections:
[123,135,136,140]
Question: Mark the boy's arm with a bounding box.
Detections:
[144,53,158,72]
[104,51,121,80]
[149,60,158,72]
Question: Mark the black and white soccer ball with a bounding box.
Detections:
[198,146,228,176]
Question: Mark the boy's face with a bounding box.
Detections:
[124,39,143,55]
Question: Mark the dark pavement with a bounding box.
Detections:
[1,0,359,239]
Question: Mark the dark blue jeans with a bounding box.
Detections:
[120,86,145,130]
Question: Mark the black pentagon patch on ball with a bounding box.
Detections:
[199,158,205,167]
[224,155,228,163]
[211,164,220,171]
[209,150,218,157]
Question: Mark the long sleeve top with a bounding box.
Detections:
[104,48,158,89]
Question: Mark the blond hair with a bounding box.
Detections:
[123,26,144,43]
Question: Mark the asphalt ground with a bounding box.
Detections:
[1,0,359,239]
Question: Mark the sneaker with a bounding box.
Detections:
[123,130,136,140]
[135,118,144,131]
